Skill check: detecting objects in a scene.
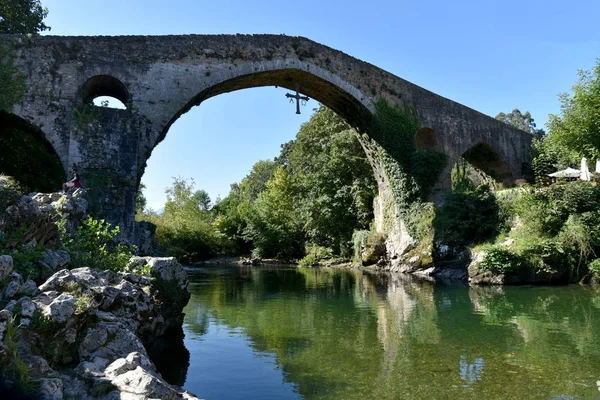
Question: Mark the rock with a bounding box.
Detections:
[20,279,39,296]
[75,356,111,378]
[4,280,20,298]
[0,255,13,280]
[0,309,13,342]
[19,297,37,317]
[109,366,177,400]
[105,352,157,379]
[3,300,16,312]
[40,250,70,271]
[43,293,77,323]
[78,325,109,358]
[38,378,64,400]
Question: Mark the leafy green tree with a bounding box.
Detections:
[547,60,600,160]
[0,0,50,35]
[245,167,305,259]
[238,160,278,203]
[495,109,544,136]
[287,106,376,255]
[144,178,220,261]
[135,183,147,214]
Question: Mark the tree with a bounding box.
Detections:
[496,109,545,137]
[547,60,600,160]
[0,0,50,35]
[135,183,147,214]
[287,106,376,255]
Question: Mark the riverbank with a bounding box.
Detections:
[0,182,199,399]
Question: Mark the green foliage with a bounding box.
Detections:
[71,104,100,132]
[135,183,147,215]
[75,293,95,314]
[589,259,600,278]
[481,246,525,274]
[368,99,447,238]
[547,60,600,160]
[298,245,335,267]
[9,244,45,279]
[244,167,305,260]
[63,216,134,272]
[481,182,600,280]
[138,178,221,261]
[352,228,386,265]
[495,109,545,136]
[0,0,50,34]
[434,185,502,247]
[286,106,376,255]
[29,309,55,333]
[0,46,26,111]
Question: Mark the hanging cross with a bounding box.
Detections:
[285,84,310,114]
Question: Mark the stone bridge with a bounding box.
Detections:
[1,34,531,251]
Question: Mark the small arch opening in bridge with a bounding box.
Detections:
[0,111,64,192]
[81,75,129,109]
[452,142,514,191]
[415,128,437,150]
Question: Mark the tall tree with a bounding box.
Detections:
[0,0,50,35]
[496,109,544,137]
[547,60,600,160]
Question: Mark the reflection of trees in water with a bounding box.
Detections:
[147,326,190,387]
[180,266,600,399]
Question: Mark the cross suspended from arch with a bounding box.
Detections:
[285,84,310,114]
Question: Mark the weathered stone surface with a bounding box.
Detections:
[40,250,71,271]
[39,378,64,400]
[0,309,12,342]
[43,293,77,323]
[0,255,13,280]
[20,279,39,296]
[4,34,531,266]
[4,280,20,299]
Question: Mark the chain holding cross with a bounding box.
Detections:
[285,84,310,114]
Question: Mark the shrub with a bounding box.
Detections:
[434,185,501,247]
[481,246,525,274]
[62,217,134,272]
[299,245,335,267]
[589,259,600,278]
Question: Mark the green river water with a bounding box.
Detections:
[155,265,600,399]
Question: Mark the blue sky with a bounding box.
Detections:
[42,0,600,210]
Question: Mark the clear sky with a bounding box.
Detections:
[42,0,600,210]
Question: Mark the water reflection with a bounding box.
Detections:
[175,266,600,399]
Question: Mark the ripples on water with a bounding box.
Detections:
[152,265,600,399]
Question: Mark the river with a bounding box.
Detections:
[151,265,600,399]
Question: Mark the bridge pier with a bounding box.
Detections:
[68,108,148,244]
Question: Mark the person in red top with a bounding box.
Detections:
[62,168,82,192]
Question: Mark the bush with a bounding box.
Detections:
[62,217,134,272]
[589,259,600,278]
[435,185,501,247]
[298,245,335,267]
[481,246,525,274]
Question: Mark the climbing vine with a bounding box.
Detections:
[368,99,447,238]
[0,45,26,111]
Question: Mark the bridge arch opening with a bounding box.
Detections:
[157,68,374,149]
[452,141,514,191]
[0,111,64,192]
[81,75,129,109]
[415,127,438,150]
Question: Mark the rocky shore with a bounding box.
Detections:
[0,181,200,399]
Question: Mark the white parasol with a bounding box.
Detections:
[548,168,581,178]
[581,158,591,181]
